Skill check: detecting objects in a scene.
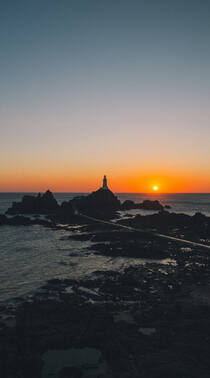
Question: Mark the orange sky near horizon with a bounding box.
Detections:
[1,165,210,193]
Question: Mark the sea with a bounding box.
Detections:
[0,192,210,303]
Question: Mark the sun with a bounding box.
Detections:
[153,186,158,191]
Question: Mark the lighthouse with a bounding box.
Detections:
[102,175,108,190]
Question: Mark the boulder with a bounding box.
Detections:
[138,200,164,211]
[6,190,59,215]
[121,200,136,210]
[121,199,164,211]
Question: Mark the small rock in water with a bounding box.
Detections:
[139,327,156,336]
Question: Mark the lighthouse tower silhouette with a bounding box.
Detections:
[102,175,108,190]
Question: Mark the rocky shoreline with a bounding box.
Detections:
[1,191,210,377]
[1,218,210,377]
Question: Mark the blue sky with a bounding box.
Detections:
[1,0,210,191]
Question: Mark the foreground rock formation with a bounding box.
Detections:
[0,214,54,227]
[1,223,210,377]
[118,210,210,243]
[6,190,59,215]
[1,201,210,377]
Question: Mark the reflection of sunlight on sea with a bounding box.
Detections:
[0,225,89,301]
[0,224,175,302]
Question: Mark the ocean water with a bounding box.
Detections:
[0,192,210,302]
[118,193,210,217]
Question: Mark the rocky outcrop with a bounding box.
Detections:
[6,189,121,220]
[118,210,210,241]
[5,188,168,221]
[130,210,190,231]
[121,199,164,211]
[139,200,164,210]
[70,188,121,219]
[6,190,59,215]
[121,200,136,210]
[49,200,77,223]
[0,214,53,227]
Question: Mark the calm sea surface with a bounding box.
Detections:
[0,192,210,302]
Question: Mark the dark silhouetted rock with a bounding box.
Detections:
[6,190,59,215]
[0,214,8,225]
[121,199,164,211]
[70,188,121,219]
[0,213,54,227]
[192,212,206,224]
[121,200,136,210]
[118,210,210,242]
[60,201,74,213]
[91,240,168,259]
[120,210,190,232]
[5,187,165,221]
[51,200,76,222]
[9,215,32,226]
[138,200,164,211]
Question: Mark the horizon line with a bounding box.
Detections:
[1,191,210,195]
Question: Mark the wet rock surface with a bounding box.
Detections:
[0,214,54,227]
[1,223,210,377]
[67,227,172,259]
[90,241,168,259]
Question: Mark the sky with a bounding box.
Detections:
[0,0,210,192]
